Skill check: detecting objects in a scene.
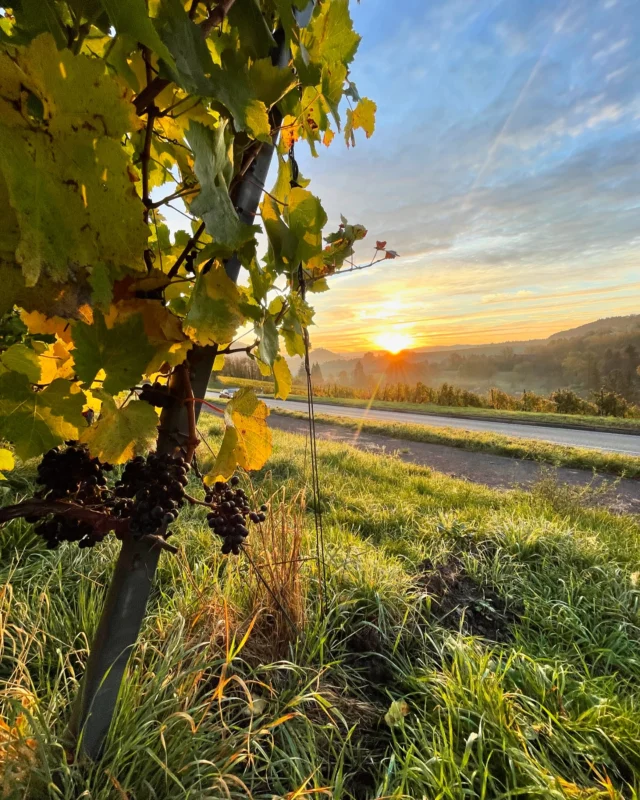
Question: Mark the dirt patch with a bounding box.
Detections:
[418,557,522,642]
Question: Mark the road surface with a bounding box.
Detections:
[207,393,640,457]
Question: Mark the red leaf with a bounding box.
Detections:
[376,240,387,250]
[385,250,399,259]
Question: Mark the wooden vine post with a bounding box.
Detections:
[0,0,390,762]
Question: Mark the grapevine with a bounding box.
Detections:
[0,0,392,757]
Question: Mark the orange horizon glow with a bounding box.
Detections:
[372,331,416,354]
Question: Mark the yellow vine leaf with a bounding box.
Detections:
[80,393,158,465]
[0,34,147,286]
[20,310,75,343]
[273,355,292,400]
[0,447,14,479]
[205,389,271,484]
[344,97,377,147]
[183,262,246,346]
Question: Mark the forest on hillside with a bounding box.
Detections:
[223,319,640,403]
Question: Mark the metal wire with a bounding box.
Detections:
[298,260,327,615]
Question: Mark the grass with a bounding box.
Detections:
[272,409,640,477]
[2,425,640,797]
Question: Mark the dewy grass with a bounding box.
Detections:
[2,423,640,797]
[274,407,640,477]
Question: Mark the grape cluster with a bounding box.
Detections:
[112,452,189,538]
[139,381,173,409]
[205,476,267,555]
[36,442,111,501]
[32,442,112,549]
[35,517,97,550]
[183,249,197,276]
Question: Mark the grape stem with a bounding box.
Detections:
[0,498,126,537]
[192,397,225,414]
[183,492,211,508]
[140,533,179,554]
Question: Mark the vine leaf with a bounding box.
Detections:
[301,0,361,69]
[0,343,42,384]
[205,388,271,484]
[14,0,67,48]
[288,188,328,264]
[186,121,258,250]
[72,311,155,395]
[183,262,246,346]
[0,34,147,286]
[157,0,216,95]
[0,448,14,479]
[0,373,85,460]
[81,393,158,464]
[273,355,292,400]
[256,315,279,366]
[345,97,376,146]
[105,298,192,373]
[228,0,276,60]
[96,0,176,70]
[212,50,271,141]
[249,58,297,108]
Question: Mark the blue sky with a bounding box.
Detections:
[297,0,640,352]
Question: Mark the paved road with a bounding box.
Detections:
[207,392,640,456]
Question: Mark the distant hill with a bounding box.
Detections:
[287,315,640,375]
[548,315,640,341]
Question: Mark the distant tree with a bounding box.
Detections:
[592,388,629,417]
[296,362,307,383]
[311,363,324,385]
[338,370,349,385]
[352,360,367,388]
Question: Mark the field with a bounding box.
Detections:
[213,377,640,432]
[2,422,640,798]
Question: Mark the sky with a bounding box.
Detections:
[294,0,640,353]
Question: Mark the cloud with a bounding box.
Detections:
[481,290,536,304]
[291,0,640,350]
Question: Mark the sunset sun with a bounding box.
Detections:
[374,331,415,354]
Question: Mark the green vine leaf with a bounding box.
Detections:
[186,121,257,250]
[301,0,361,69]
[81,393,158,464]
[256,314,279,367]
[97,0,176,70]
[0,343,42,384]
[288,188,328,264]
[0,34,147,286]
[72,311,155,395]
[157,0,216,95]
[0,373,85,460]
[205,388,271,484]
[182,262,246,346]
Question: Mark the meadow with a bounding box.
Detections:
[2,422,640,798]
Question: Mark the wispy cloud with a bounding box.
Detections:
[289,0,640,351]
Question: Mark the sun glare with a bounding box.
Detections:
[374,332,415,354]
